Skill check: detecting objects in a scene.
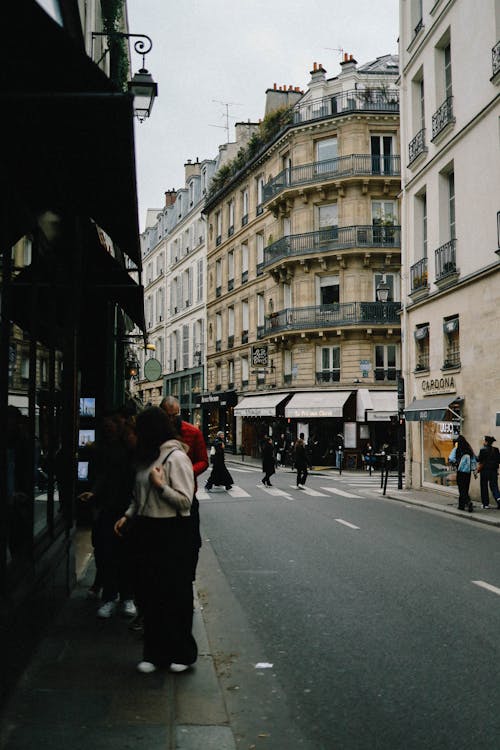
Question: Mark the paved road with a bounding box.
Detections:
[196,462,500,750]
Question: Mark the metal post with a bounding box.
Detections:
[383,455,390,495]
[397,416,404,490]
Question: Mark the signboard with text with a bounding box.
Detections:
[252,345,268,367]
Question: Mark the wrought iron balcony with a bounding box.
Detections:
[374,368,398,381]
[493,41,500,78]
[410,257,428,292]
[293,88,399,125]
[263,154,401,203]
[264,301,400,336]
[408,128,426,164]
[263,225,401,268]
[432,97,454,140]
[435,239,456,280]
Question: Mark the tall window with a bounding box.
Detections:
[444,43,452,100]
[241,355,249,386]
[241,300,249,343]
[375,344,398,381]
[184,268,192,307]
[157,288,164,321]
[228,250,234,290]
[182,325,189,369]
[215,259,222,296]
[374,272,397,302]
[317,346,340,383]
[318,203,338,234]
[157,336,164,368]
[443,316,460,368]
[256,176,265,213]
[257,293,264,327]
[241,243,248,283]
[448,171,455,240]
[283,282,292,309]
[284,350,293,384]
[316,137,337,164]
[228,200,235,235]
[242,188,249,224]
[414,324,429,370]
[228,306,234,345]
[372,201,396,244]
[317,275,339,306]
[256,233,264,272]
[228,359,235,386]
[197,259,203,301]
[215,313,222,351]
[216,211,222,244]
[370,135,393,174]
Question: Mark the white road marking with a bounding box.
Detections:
[335,518,360,530]
[472,580,500,596]
[261,486,292,497]
[321,487,363,499]
[198,486,251,499]
[230,467,257,473]
[227,486,251,497]
[287,485,327,496]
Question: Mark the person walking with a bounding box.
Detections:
[454,435,476,512]
[114,407,197,674]
[477,435,500,509]
[261,436,275,486]
[294,433,310,489]
[160,396,208,581]
[205,431,234,491]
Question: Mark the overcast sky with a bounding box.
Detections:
[127,0,399,230]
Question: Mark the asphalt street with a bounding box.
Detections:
[196,461,500,750]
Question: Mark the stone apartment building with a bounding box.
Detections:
[203,54,402,464]
[399,0,500,495]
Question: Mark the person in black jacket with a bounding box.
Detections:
[205,431,233,491]
[455,434,476,512]
[261,436,275,486]
[477,435,500,509]
[294,433,310,489]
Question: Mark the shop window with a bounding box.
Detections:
[443,316,460,369]
[316,345,340,383]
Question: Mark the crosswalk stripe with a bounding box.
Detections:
[320,487,363,499]
[287,485,327,496]
[198,486,251,499]
[261,486,292,497]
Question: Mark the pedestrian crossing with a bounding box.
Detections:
[197,476,388,501]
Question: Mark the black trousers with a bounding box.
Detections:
[457,471,471,508]
[135,516,197,668]
[296,465,308,486]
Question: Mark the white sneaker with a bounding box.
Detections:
[97,600,116,619]
[297,484,305,489]
[137,661,157,674]
[121,600,137,618]
[169,663,190,673]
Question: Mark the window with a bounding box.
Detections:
[241,355,249,386]
[372,201,396,244]
[228,359,235,387]
[201,168,207,194]
[228,200,235,236]
[415,190,427,259]
[215,259,222,297]
[411,0,423,36]
[216,212,222,245]
[317,275,339,306]
[370,135,394,175]
[316,137,337,167]
[256,233,264,274]
[448,171,455,240]
[241,243,248,283]
[284,349,293,384]
[182,325,189,369]
[157,288,164,321]
[414,324,429,371]
[215,362,221,390]
[444,43,452,100]
[241,300,249,343]
[283,282,292,309]
[177,274,183,312]
[242,188,249,225]
[317,346,340,383]
[216,313,222,352]
[228,250,234,290]
[256,176,265,213]
[189,181,194,206]
[197,259,203,301]
[374,344,398,381]
[228,306,235,347]
[443,316,460,369]
[318,203,338,232]
[257,293,264,328]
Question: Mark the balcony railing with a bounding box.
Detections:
[443,345,461,370]
[293,88,399,125]
[264,301,400,335]
[263,225,401,267]
[435,238,456,280]
[316,370,341,384]
[408,128,426,164]
[493,41,500,78]
[432,97,454,140]
[410,257,428,292]
[374,368,398,381]
[263,154,401,202]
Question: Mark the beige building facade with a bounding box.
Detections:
[399,0,500,496]
[203,56,402,464]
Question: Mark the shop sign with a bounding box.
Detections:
[252,345,268,367]
[421,375,456,396]
[200,393,221,404]
[359,359,371,378]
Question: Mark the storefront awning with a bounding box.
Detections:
[404,395,463,422]
[365,391,398,422]
[285,391,352,418]
[234,393,289,417]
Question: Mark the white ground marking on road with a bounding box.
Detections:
[287,485,327,496]
[320,487,363,499]
[261,486,293,497]
[198,486,251,499]
[472,580,500,596]
[226,486,252,497]
[335,519,360,530]
[230,467,258,473]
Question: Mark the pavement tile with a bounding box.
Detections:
[176,725,236,750]
[175,655,228,725]
[1,724,169,750]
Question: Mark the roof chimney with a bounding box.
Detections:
[340,53,358,73]
[164,190,177,207]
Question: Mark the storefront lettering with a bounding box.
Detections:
[201,394,220,404]
[421,376,455,395]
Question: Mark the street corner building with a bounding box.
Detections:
[0,0,146,704]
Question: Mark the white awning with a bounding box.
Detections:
[285,391,352,418]
[234,393,289,417]
[365,391,398,421]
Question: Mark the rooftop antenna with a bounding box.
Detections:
[324,46,344,60]
[209,99,242,143]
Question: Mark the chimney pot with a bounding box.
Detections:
[349,54,353,61]
[344,52,349,62]
[313,62,317,71]
[274,83,277,90]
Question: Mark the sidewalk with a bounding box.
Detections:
[0,533,237,750]
[228,455,500,528]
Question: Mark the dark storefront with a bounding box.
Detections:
[164,367,204,431]
[197,390,238,450]
[0,2,145,703]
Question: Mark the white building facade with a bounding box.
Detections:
[399,0,500,495]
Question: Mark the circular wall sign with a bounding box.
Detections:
[144,357,162,382]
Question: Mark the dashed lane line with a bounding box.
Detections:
[335,519,360,530]
[472,580,500,596]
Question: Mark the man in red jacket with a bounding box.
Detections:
[160,396,208,578]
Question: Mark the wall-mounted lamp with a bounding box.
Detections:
[92,32,158,122]
[376,275,390,303]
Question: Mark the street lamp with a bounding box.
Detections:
[91,32,158,122]
[376,275,390,303]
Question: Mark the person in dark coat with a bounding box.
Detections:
[205,431,233,491]
[261,436,276,486]
[294,433,310,489]
[455,434,476,512]
[477,435,500,509]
